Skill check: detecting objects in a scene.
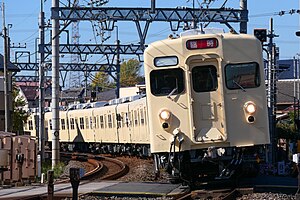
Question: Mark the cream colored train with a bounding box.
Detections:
[25,30,270,184]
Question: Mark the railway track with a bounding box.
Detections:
[58,153,129,183]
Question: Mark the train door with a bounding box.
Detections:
[188,58,225,142]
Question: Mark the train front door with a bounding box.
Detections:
[189,59,225,143]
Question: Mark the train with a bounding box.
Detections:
[24,29,270,184]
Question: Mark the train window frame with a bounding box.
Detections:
[225,62,260,90]
[112,113,115,128]
[122,113,126,127]
[140,108,144,125]
[192,65,218,93]
[100,115,104,129]
[154,56,178,67]
[85,117,89,129]
[108,114,112,128]
[70,118,75,130]
[144,108,147,125]
[93,117,96,129]
[79,117,85,129]
[96,115,99,129]
[28,120,33,130]
[61,119,66,130]
[49,119,52,130]
[150,68,185,96]
[90,117,93,129]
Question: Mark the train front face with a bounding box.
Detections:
[144,33,270,154]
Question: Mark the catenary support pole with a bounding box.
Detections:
[239,0,247,34]
[2,2,10,132]
[38,0,45,167]
[51,0,60,168]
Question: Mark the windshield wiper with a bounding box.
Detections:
[232,80,246,92]
[167,88,178,98]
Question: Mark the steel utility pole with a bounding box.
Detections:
[2,2,10,132]
[240,0,248,33]
[52,0,60,168]
[38,0,45,170]
[267,18,278,163]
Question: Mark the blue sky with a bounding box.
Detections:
[2,0,300,64]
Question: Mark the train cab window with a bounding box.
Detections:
[100,115,104,129]
[225,62,260,90]
[70,118,75,130]
[61,119,66,130]
[79,117,84,129]
[150,68,184,96]
[192,66,218,92]
[85,117,89,129]
[49,119,52,130]
[28,120,33,130]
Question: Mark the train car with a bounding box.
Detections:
[23,29,270,185]
[144,30,270,183]
[28,95,151,156]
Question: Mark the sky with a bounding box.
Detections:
[1,0,300,86]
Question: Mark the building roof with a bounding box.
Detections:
[277,80,300,104]
[0,54,20,72]
[19,85,38,101]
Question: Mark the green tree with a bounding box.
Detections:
[12,84,29,134]
[276,111,299,140]
[91,71,111,91]
[120,59,143,87]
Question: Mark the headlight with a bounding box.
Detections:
[159,109,171,120]
[244,101,256,114]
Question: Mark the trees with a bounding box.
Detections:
[91,71,112,91]
[12,84,29,134]
[120,58,144,87]
[91,58,144,90]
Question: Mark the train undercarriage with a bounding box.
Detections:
[45,141,266,187]
[153,145,267,187]
[45,141,151,157]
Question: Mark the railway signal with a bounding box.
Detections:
[254,28,267,43]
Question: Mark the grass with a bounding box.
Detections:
[42,160,66,180]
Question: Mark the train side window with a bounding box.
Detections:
[112,113,115,128]
[90,117,93,129]
[100,115,104,129]
[85,117,89,129]
[70,118,75,130]
[79,117,84,129]
[134,110,138,126]
[93,117,96,129]
[61,119,66,130]
[49,119,52,130]
[96,115,99,129]
[150,68,184,96]
[225,62,260,90]
[28,120,33,130]
[144,108,147,125]
[108,114,112,128]
[140,109,144,125]
[121,113,127,127]
[126,112,131,127]
[192,66,218,92]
